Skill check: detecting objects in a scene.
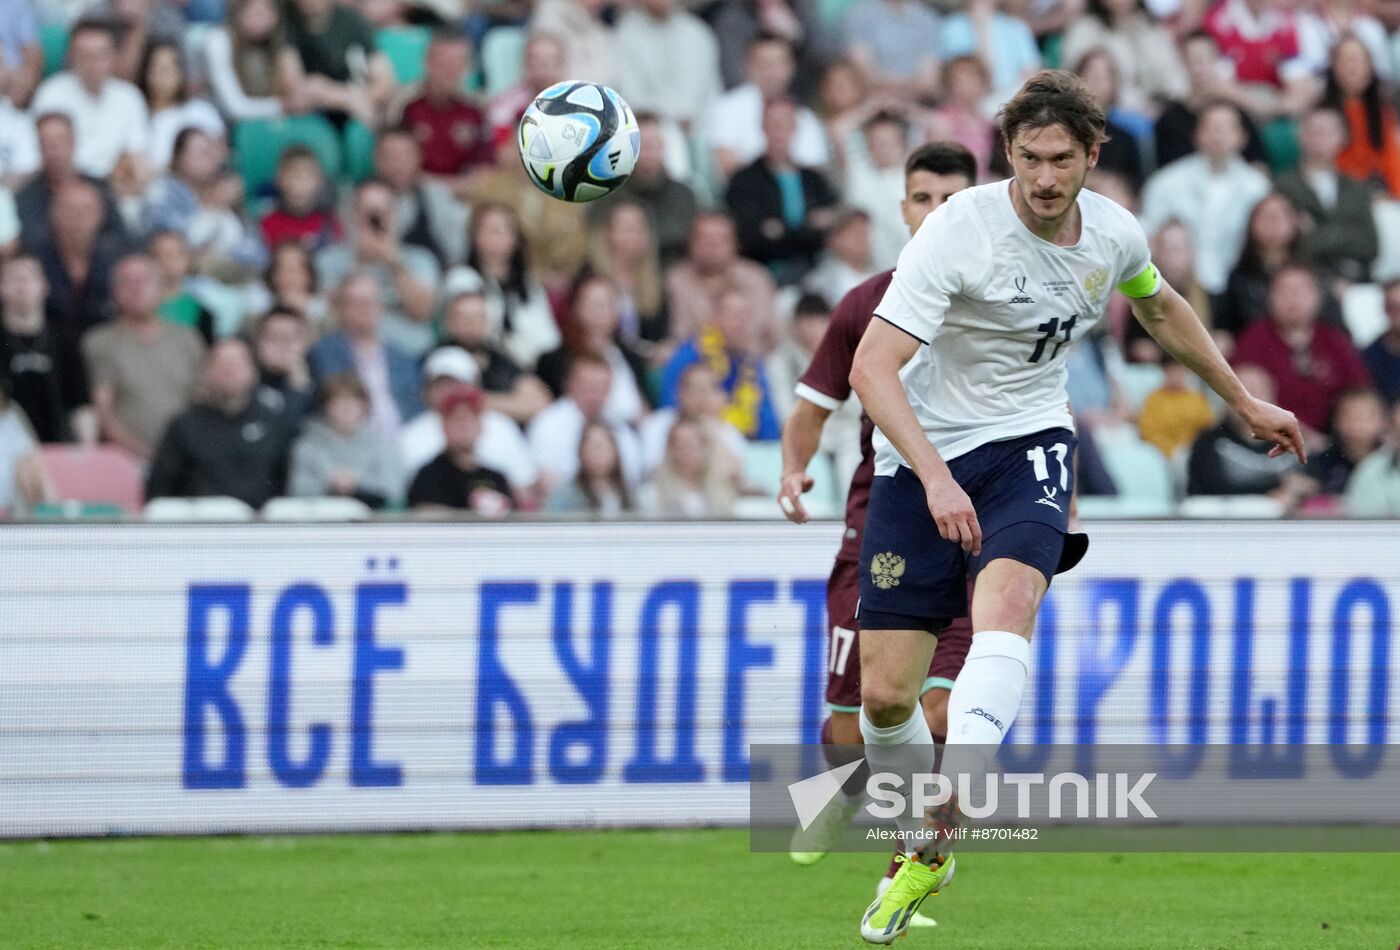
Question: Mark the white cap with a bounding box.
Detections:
[442,265,485,299]
[422,346,479,383]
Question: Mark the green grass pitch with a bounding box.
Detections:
[0,829,1396,948]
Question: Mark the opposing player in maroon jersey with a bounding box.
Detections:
[779,143,976,891]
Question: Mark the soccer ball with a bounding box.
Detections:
[517,80,639,203]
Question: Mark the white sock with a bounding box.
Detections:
[943,631,1031,779]
[860,704,934,842]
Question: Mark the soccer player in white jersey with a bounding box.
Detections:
[849,71,1306,944]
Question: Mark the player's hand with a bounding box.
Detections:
[778,471,815,524]
[1242,398,1307,464]
[925,473,981,557]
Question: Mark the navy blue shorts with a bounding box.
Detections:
[858,428,1080,633]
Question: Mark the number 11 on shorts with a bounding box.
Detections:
[1026,443,1069,490]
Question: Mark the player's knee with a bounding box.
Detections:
[977,573,1043,633]
[861,682,917,727]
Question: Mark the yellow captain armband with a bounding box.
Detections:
[1116,262,1162,299]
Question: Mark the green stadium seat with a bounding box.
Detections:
[1259,117,1300,172]
[39,23,68,77]
[233,115,343,196]
[481,26,525,96]
[30,501,125,520]
[377,26,431,85]
[342,119,377,183]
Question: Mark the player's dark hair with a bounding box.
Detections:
[999,69,1108,155]
[904,141,976,183]
[793,292,830,318]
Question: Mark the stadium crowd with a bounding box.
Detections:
[3,0,1400,518]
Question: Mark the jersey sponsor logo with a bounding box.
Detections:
[1008,275,1035,305]
[1082,267,1109,303]
[870,552,906,590]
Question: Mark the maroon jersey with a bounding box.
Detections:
[796,270,893,564]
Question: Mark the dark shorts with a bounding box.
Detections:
[826,558,974,712]
[858,428,1080,634]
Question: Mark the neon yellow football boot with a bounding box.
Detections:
[859,852,955,944]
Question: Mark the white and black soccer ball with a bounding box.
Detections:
[517,80,639,203]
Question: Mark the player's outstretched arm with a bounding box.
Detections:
[850,318,982,555]
[1129,280,1307,463]
[779,400,831,523]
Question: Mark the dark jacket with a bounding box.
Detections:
[307,332,425,423]
[724,158,839,281]
[145,400,293,507]
[1187,421,1299,496]
[1273,169,1379,281]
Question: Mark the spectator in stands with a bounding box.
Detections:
[204,0,304,122]
[138,40,226,173]
[804,209,878,305]
[1138,356,1215,457]
[937,0,1042,107]
[144,128,268,282]
[845,111,912,270]
[148,230,215,344]
[586,200,670,357]
[1140,100,1271,295]
[82,253,205,460]
[1213,192,1312,339]
[399,345,539,497]
[447,204,557,367]
[307,272,424,437]
[31,20,148,178]
[317,179,441,356]
[94,0,185,84]
[665,212,779,350]
[1126,220,1212,360]
[1324,34,1400,197]
[532,0,618,89]
[0,380,50,514]
[544,421,634,516]
[390,30,493,183]
[1274,106,1378,283]
[258,240,328,326]
[638,360,745,476]
[661,288,781,441]
[536,275,649,423]
[34,180,127,343]
[1188,363,1309,498]
[0,68,40,186]
[817,58,874,173]
[1304,386,1386,498]
[407,382,515,515]
[289,371,401,508]
[609,112,697,268]
[614,0,721,130]
[0,0,41,110]
[638,417,735,517]
[1075,49,1144,189]
[487,33,567,146]
[371,127,466,267]
[1343,398,1400,515]
[841,0,940,101]
[1203,0,1319,118]
[725,98,839,285]
[0,254,87,443]
[707,34,829,180]
[146,338,292,508]
[527,353,643,491]
[1061,0,1188,116]
[258,146,341,252]
[284,0,394,128]
[16,113,125,248]
[252,306,315,430]
[1362,279,1400,405]
[437,290,551,424]
[1233,263,1370,438]
[1156,31,1270,170]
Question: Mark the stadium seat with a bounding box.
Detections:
[233,116,342,197]
[30,501,125,520]
[377,26,431,85]
[143,497,256,521]
[39,24,67,77]
[38,444,145,512]
[262,496,373,521]
[341,120,377,183]
[740,442,839,519]
[1096,432,1176,506]
[1176,495,1285,519]
[480,26,525,96]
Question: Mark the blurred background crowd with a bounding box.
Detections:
[4,0,1400,520]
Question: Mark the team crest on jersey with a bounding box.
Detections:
[870,552,906,590]
[1009,276,1035,304]
[1082,268,1109,302]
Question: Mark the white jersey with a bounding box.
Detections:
[872,180,1156,474]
